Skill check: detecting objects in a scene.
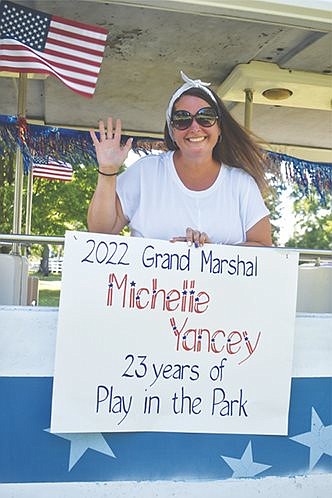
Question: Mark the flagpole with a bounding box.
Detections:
[25,165,33,235]
[244,88,253,130]
[12,73,27,255]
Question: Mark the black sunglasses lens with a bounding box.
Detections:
[172,111,193,130]
[196,108,218,127]
[172,108,218,130]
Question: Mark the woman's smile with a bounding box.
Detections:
[186,136,206,143]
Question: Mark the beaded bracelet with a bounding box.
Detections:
[97,169,119,177]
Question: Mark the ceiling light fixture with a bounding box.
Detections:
[262,88,293,100]
[217,61,332,110]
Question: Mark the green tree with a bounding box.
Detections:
[0,156,99,237]
[265,183,285,246]
[285,187,332,250]
[0,150,15,237]
[0,158,99,265]
[30,163,97,235]
[29,163,98,271]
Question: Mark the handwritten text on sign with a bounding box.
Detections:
[51,232,299,435]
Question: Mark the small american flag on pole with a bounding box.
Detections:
[32,157,73,182]
[0,0,108,97]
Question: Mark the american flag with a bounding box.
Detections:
[32,157,73,181]
[0,0,108,97]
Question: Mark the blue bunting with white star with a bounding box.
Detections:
[0,377,330,482]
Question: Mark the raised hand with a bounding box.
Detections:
[90,117,133,173]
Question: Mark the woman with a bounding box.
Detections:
[88,72,272,247]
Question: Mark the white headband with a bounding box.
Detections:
[166,71,218,138]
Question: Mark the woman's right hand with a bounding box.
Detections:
[90,117,133,174]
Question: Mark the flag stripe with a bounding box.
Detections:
[1,43,102,72]
[0,54,98,86]
[0,1,108,97]
[47,28,106,56]
[52,15,109,38]
[50,25,107,48]
[45,39,104,62]
[44,47,101,71]
[48,30,107,53]
[0,56,97,79]
[1,56,99,81]
[0,63,49,75]
[0,61,96,95]
[33,160,73,181]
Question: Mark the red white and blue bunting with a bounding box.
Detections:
[1,114,331,203]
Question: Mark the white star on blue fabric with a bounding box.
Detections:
[45,429,116,470]
[220,441,271,478]
[290,407,332,470]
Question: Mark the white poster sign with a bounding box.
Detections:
[51,231,299,435]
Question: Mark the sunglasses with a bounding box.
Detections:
[171,107,219,130]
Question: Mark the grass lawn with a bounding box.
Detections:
[34,273,62,307]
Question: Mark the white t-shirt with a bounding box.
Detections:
[117,151,269,244]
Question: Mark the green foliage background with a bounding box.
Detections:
[285,187,332,250]
[0,157,96,236]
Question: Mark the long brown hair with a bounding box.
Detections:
[164,87,270,193]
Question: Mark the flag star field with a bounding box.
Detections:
[0,2,50,50]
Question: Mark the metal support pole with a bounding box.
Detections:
[12,73,27,254]
[244,88,253,130]
[25,168,33,235]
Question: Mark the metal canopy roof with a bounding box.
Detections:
[1,0,331,161]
